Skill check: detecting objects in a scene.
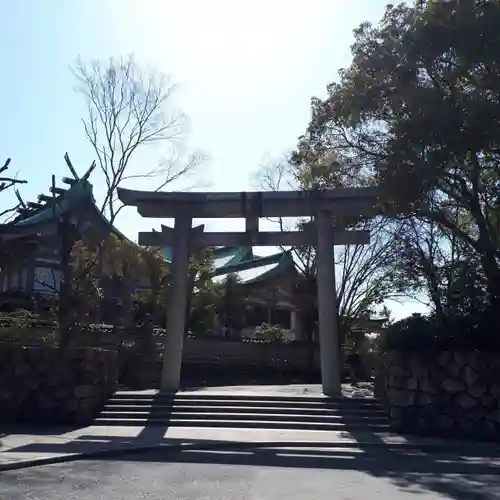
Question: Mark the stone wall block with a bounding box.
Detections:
[417,393,435,406]
[457,392,480,410]
[446,362,461,377]
[55,387,70,399]
[468,406,487,421]
[442,378,465,394]
[391,365,410,377]
[14,362,30,377]
[453,351,467,368]
[419,378,437,394]
[464,365,481,386]
[387,373,409,389]
[386,351,402,366]
[406,377,418,390]
[487,358,500,378]
[381,350,500,441]
[0,345,118,425]
[468,352,484,372]
[74,385,96,399]
[481,394,497,409]
[429,364,445,381]
[491,384,500,399]
[25,375,40,391]
[438,351,453,367]
[387,388,415,407]
[467,383,487,399]
[457,417,474,432]
[438,415,455,431]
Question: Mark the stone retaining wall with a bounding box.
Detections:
[0,345,118,425]
[380,350,500,440]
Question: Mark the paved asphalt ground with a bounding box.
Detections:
[2,443,500,500]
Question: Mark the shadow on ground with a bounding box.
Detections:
[3,392,500,500]
[132,443,500,500]
[5,438,500,500]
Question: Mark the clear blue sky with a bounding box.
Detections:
[0,0,424,319]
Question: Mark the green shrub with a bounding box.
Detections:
[380,311,500,352]
[255,323,288,344]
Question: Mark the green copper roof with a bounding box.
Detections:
[10,177,128,241]
[14,179,94,226]
[158,246,173,262]
[160,242,294,284]
[160,245,254,272]
[212,246,253,270]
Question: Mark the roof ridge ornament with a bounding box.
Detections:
[64,153,79,180]
[14,155,98,221]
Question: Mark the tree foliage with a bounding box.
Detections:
[189,272,254,336]
[67,233,168,327]
[293,0,500,312]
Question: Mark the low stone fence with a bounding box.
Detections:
[379,350,500,440]
[119,339,321,389]
[183,339,319,368]
[0,345,118,425]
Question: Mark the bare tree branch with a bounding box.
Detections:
[0,158,27,193]
[251,156,315,273]
[71,55,203,224]
[0,159,27,223]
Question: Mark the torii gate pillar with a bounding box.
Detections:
[316,211,341,396]
[160,214,192,392]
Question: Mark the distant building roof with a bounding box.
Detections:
[211,250,295,285]
[159,243,295,285]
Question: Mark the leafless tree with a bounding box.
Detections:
[252,156,401,350]
[335,217,403,348]
[0,158,27,220]
[72,55,203,223]
[251,156,315,274]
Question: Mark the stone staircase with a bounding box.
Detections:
[94,392,390,432]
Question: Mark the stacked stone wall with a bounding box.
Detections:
[379,350,500,440]
[0,345,118,425]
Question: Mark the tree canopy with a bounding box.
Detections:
[293,0,500,311]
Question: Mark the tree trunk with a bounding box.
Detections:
[480,249,500,307]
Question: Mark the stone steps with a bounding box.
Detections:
[109,393,383,407]
[94,392,390,431]
[104,403,386,416]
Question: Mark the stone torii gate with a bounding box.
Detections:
[118,187,379,396]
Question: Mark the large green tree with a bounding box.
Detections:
[293,0,500,308]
